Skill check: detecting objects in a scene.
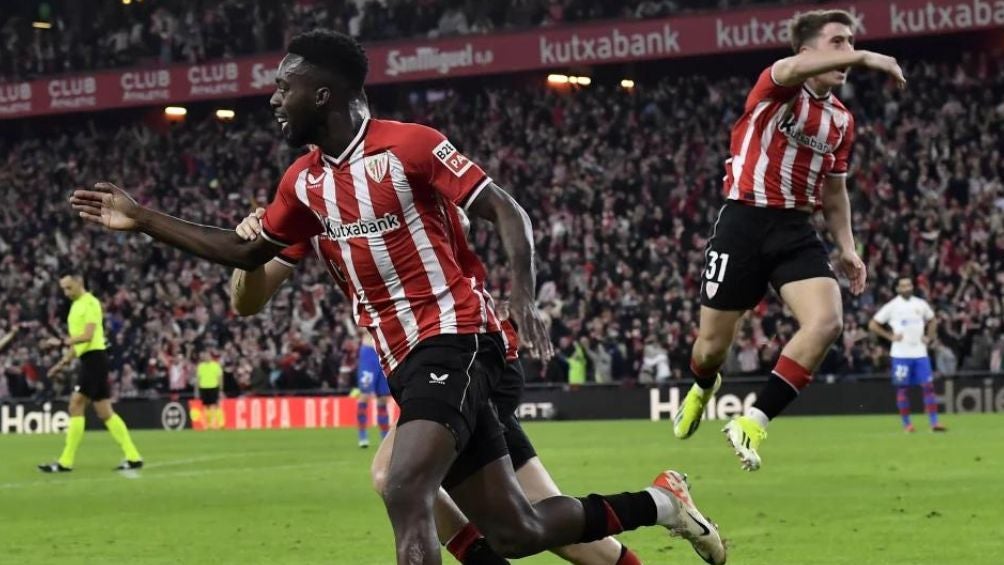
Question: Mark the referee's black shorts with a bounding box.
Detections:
[75,349,111,401]
[200,388,221,406]
[700,201,836,311]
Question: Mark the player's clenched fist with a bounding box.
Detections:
[235,207,266,241]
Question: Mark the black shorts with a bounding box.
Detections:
[494,360,537,472]
[75,350,110,402]
[700,201,836,311]
[389,333,508,490]
[200,388,220,406]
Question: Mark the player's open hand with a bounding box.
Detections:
[838,249,867,295]
[861,51,906,89]
[70,182,143,231]
[510,296,554,363]
[235,208,266,240]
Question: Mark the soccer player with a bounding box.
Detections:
[196,349,224,430]
[234,207,643,565]
[71,30,725,564]
[38,274,143,472]
[355,332,391,448]
[672,9,907,471]
[868,277,946,433]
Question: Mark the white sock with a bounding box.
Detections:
[746,407,770,429]
[644,486,677,524]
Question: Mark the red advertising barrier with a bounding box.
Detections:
[188,396,400,431]
[1,0,1001,120]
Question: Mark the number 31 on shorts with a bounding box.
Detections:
[705,251,730,282]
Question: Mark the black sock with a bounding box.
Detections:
[462,538,509,565]
[689,359,719,390]
[577,492,657,543]
[752,373,799,419]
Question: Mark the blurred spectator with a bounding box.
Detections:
[0,53,1002,398]
[1,0,809,80]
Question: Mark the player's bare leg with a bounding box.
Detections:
[515,458,634,565]
[373,428,507,564]
[382,419,460,565]
[374,430,640,565]
[725,277,843,470]
[674,307,745,439]
[448,456,724,563]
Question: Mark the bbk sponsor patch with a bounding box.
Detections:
[433,140,473,177]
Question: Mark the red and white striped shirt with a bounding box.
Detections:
[723,65,856,210]
[263,118,504,373]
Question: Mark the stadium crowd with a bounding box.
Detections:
[0,0,818,80]
[1,53,1003,400]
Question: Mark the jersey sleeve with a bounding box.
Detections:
[872,302,892,324]
[261,165,324,247]
[745,65,801,111]
[397,124,492,210]
[828,112,855,177]
[273,240,310,268]
[84,296,102,327]
[922,301,935,321]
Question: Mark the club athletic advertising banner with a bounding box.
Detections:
[2,0,1001,119]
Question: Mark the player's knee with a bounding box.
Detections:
[808,315,843,345]
[381,470,434,519]
[692,339,728,367]
[370,460,389,496]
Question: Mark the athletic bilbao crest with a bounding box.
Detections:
[705,281,719,299]
[364,152,389,183]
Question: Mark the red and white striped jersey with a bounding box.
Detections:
[723,65,856,209]
[263,118,504,373]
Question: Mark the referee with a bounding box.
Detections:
[38,274,143,473]
[196,349,224,430]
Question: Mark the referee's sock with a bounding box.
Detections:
[57,416,85,468]
[105,413,142,461]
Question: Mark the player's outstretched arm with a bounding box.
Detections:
[467,183,554,362]
[772,49,906,88]
[229,208,294,316]
[70,182,281,271]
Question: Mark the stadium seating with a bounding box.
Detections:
[0,0,810,80]
[0,53,1002,400]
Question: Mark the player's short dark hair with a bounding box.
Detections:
[287,29,369,92]
[789,9,856,52]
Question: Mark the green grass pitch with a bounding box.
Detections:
[2,414,1001,564]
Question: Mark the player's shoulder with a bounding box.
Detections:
[369,119,445,146]
[829,95,855,122]
[284,147,323,175]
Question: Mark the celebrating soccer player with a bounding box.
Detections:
[233,207,645,564]
[868,277,947,433]
[672,9,907,471]
[72,30,725,564]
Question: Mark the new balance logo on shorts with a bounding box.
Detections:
[429,373,449,385]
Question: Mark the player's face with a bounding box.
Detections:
[270,55,326,147]
[897,279,914,298]
[808,22,855,88]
